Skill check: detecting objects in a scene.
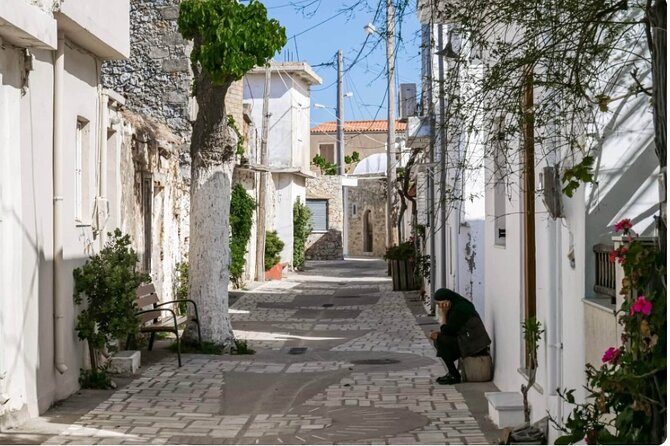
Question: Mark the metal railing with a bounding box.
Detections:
[593,244,616,304]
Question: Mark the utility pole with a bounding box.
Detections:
[336,49,345,175]
[255,63,271,282]
[386,0,398,248]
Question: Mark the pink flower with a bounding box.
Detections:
[608,250,617,263]
[602,347,622,364]
[615,218,633,233]
[630,296,652,316]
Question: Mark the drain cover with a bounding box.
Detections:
[288,347,307,355]
[322,303,334,308]
[350,358,400,365]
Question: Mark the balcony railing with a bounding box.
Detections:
[593,244,616,304]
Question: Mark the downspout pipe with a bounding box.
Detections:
[53,32,68,374]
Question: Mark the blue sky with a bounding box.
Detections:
[259,0,422,126]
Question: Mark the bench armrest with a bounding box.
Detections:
[135,308,179,330]
[154,299,200,321]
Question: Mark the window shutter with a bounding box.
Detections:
[307,199,328,231]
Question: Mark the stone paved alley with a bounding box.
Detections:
[1,259,500,445]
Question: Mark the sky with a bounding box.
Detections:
[257,0,422,127]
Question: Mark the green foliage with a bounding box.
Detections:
[265,230,284,271]
[178,0,286,85]
[174,262,189,315]
[232,339,255,355]
[312,154,337,175]
[522,317,544,370]
[551,222,666,444]
[312,151,361,175]
[169,340,224,355]
[230,184,256,288]
[562,156,595,198]
[227,115,245,156]
[79,368,114,390]
[73,229,149,363]
[383,241,416,261]
[344,151,360,169]
[293,199,312,270]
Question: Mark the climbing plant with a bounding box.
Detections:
[551,219,666,444]
[73,229,149,375]
[293,199,312,270]
[230,183,256,288]
[312,151,361,175]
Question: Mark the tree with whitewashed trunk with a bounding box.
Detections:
[178,0,286,347]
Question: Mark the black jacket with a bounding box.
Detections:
[438,291,490,357]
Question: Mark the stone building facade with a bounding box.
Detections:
[305,175,344,260]
[347,178,387,257]
[102,0,252,289]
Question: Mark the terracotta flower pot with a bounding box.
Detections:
[264,263,284,281]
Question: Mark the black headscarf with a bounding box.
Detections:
[434,288,479,336]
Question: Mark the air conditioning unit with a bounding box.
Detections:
[541,165,563,219]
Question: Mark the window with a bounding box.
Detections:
[75,118,90,223]
[351,203,358,217]
[306,199,328,232]
[318,143,335,164]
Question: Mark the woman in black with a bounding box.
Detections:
[429,288,489,385]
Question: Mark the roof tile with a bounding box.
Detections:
[311,120,407,134]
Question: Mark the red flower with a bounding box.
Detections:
[602,347,622,364]
[608,250,617,263]
[614,218,633,233]
[630,295,652,316]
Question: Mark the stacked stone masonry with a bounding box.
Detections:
[305,175,344,260]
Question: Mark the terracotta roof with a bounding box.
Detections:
[311,120,407,134]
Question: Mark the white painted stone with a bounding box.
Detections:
[485,391,524,428]
[108,351,141,375]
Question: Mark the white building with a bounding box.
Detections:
[243,62,321,267]
[0,0,129,428]
[416,0,660,440]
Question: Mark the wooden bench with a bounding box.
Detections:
[127,283,202,367]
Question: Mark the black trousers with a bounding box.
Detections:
[434,334,461,378]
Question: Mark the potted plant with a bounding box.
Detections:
[264,230,285,280]
[384,240,421,291]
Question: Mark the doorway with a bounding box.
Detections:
[363,210,373,253]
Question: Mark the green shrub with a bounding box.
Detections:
[232,339,255,355]
[79,368,114,389]
[293,199,312,270]
[230,183,256,287]
[73,229,149,370]
[265,230,284,270]
[174,261,189,315]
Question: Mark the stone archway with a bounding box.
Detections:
[363,209,373,253]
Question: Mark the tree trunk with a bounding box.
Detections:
[188,64,237,347]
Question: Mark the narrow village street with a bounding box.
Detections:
[2,259,499,445]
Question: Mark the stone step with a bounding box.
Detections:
[484,391,524,428]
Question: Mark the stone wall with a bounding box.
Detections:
[101,0,244,139]
[347,178,387,257]
[305,175,343,260]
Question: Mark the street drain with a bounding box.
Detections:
[350,359,400,365]
[322,303,334,308]
[288,347,307,355]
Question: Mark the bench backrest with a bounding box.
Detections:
[135,283,162,324]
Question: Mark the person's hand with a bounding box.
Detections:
[430,331,439,341]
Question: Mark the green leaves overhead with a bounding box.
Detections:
[561,155,595,197]
[178,0,287,84]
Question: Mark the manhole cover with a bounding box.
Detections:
[322,303,334,308]
[350,359,400,365]
[288,347,307,355]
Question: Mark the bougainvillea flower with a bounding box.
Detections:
[630,296,652,316]
[615,218,633,233]
[602,347,622,364]
[608,250,617,263]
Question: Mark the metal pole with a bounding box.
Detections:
[336,49,345,175]
[386,0,397,248]
[437,24,447,288]
[255,64,271,282]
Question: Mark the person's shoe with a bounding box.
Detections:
[437,374,461,385]
[435,374,450,383]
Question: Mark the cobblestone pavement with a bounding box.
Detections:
[3,259,500,445]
